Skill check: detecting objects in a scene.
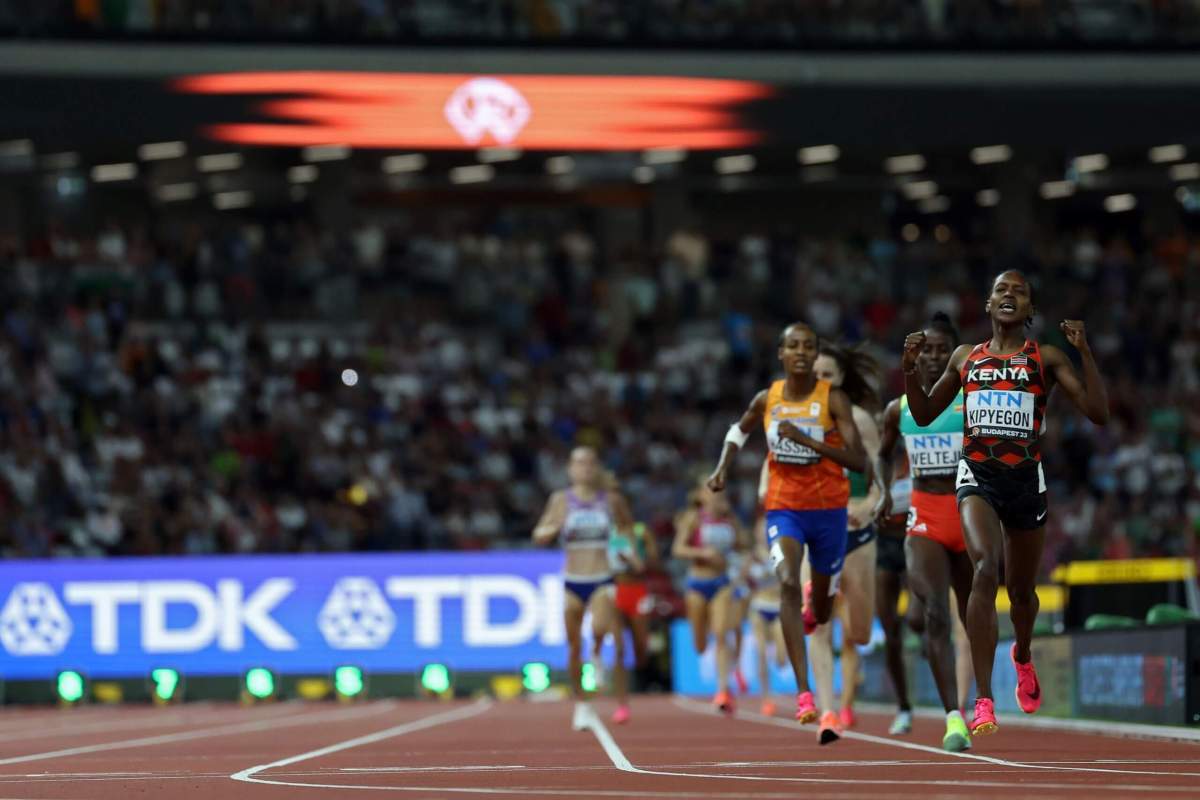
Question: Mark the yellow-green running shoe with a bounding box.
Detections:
[943,713,971,752]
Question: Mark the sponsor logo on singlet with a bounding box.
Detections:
[965,390,1035,439]
[904,432,963,477]
[766,420,824,465]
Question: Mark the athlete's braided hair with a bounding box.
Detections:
[926,311,960,344]
[818,341,881,411]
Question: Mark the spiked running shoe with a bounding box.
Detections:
[943,713,971,752]
[1011,643,1043,714]
[839,706,857,730]
[970,697,998,736]
[795,691,818,724]
[714,690,735,716]
[760,701,778,717]
[612,705,630,725]
[818,711,843,745]
[889,710,913,735]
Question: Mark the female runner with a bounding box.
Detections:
[750,461,787,716]
[877,313,973,751]
[533,447,638,729]
[707,321,866,730]
[672,481,751,713]
[804,341,881,742]
[902,272,1109,736]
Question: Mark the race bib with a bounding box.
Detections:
[955,460,977,490]
[767,420,824,465]
[904,432,963,477]
[966,390,1036,440]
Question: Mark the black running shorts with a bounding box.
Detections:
[876,532,906,574]
[955,459,1048,531]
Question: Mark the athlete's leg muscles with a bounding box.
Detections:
[875,566,911,711]
[949,552,975,709]
[906,535,957,712]
[1004,527,1046,664]
[752,611,772,700]
[959,495,1005,700]
[838,541,876,710]
[710,585,735,694]
[685,590,710,656]
[564,592,587,699]
[590,587,626,703]
[802,554,836,711]
[775,535,811,693]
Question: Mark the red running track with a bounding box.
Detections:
[0,695,1197,799]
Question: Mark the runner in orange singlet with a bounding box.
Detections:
[707,322,866,729]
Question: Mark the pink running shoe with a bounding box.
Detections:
[734,666,749,695]
[839,706,857,729]
[1011,643,1042,714]
[802,581,818,635]
[795,691,818,724]
[970,697,998,736]
[612,705,630,725]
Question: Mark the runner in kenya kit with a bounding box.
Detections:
[900,270,1109,739]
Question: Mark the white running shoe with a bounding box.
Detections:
[590,654,608,690]
[889,710,913,735]
[572,701,592,731]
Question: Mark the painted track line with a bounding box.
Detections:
[0,704,300,745]
[230,699,493,785]
[673,696,1200,780]
[851,700,1200,744]
[0,700,396,766]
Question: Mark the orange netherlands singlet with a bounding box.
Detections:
[762,379,850,512]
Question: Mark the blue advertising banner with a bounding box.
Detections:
[670,618,883,696]
[0,552,568,679]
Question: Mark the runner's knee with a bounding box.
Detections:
[925,601,951,640]
[1006,584,1038,609]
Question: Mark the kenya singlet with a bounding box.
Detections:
[960,340,1047,466]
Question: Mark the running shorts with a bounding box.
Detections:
[955,459,1048,531]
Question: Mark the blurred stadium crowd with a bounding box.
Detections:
[3,0,1199,45]
[0,209,1197,570]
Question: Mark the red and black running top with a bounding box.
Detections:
[959,339,1047,466]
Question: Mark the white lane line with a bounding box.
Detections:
[584,709,1199,793]
[0,704,301,745]
[852,700,1200,743]
[341,766,525,773]
[710,760,963,767]
[580,706,634,772]
[674,696,1200,780]
[230,699,493,785]
[0,701,396,766]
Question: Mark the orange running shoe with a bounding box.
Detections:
[970,697,998,736]
[839,706,857,729]
[1011,643,1042,714]
[802,581,818,634]
[760,701,778,717]
[795,691,818,724]
[818,710,843,745]
[713,690,735,716]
